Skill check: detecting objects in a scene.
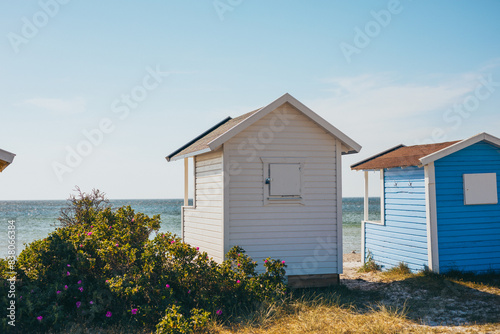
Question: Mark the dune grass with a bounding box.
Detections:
[213,290,418,334]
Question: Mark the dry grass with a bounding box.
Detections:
[215,304,420,334]
[212,296,499,334]
[380,262,413,280]
[357,260,381,273]
[444,270,500,295]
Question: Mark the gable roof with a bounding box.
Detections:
[351,132,500,170]
[166,93,361,161]
[351,141,459,170]
[419,132,500,165]
[0,148,16,172]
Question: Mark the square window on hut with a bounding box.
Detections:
[463,173,498,205]
[269,163,301,196]
[261,158,304,205]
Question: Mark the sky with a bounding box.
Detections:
[1,0,500,200]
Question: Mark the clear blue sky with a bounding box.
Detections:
[1,0,499,200]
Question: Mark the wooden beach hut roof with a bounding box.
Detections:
[166,93,362,161]
[351,132,500,170]
[165,109,260,161]
[0,148,16,172]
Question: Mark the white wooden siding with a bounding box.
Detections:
[224,103,339,276]
[183,149,224,262]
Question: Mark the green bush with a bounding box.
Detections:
[155,305,210,334]
[1,189,287,333]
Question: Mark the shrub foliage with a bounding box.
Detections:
[1,189,287,333]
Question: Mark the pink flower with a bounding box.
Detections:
[237,280,241,284]
[282,261,285,264]
[196,247,199,250]
[78,287,84,292]
[87,232,92,236]
[105,280,109,283]
[56,290,61,294]
[170,240,175,244]
[115,243,119,247]
[91,225,93,228]
[165,284,170,289]
[106,311,112,318]
[78,280,82,284]
[67,264,71,267]
[37,316,43,321]
[90,301,94,305]
[131,218,135,222]
[131,308,138,315]
[237,263,241,267]
[79,244,83,248]
[187,290,191,294]
[264,260,268,263]
[76,301,81,308]
[66,271,70,276]
[64,285,68,290]
[216,309,222,316]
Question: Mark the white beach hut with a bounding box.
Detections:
[166,93,361,287]
[0,148,15,172]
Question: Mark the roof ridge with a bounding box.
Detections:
[401,140,461,149]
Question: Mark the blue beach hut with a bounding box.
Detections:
[351,133,500,274]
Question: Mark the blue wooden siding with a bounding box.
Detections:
[364,166,428,272]
[435,141,500,273]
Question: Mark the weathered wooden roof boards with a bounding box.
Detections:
[352,133,500,170]
[0,148,15,172]
[166,93,361,288]
[166,110,259,161]
[351,132,500,274]
[351,141,459,170]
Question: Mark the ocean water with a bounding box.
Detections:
[0,198,380,258]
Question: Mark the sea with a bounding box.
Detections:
[0,198,380,259]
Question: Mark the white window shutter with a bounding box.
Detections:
[269,163,301,196]
[463,173,498,205]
